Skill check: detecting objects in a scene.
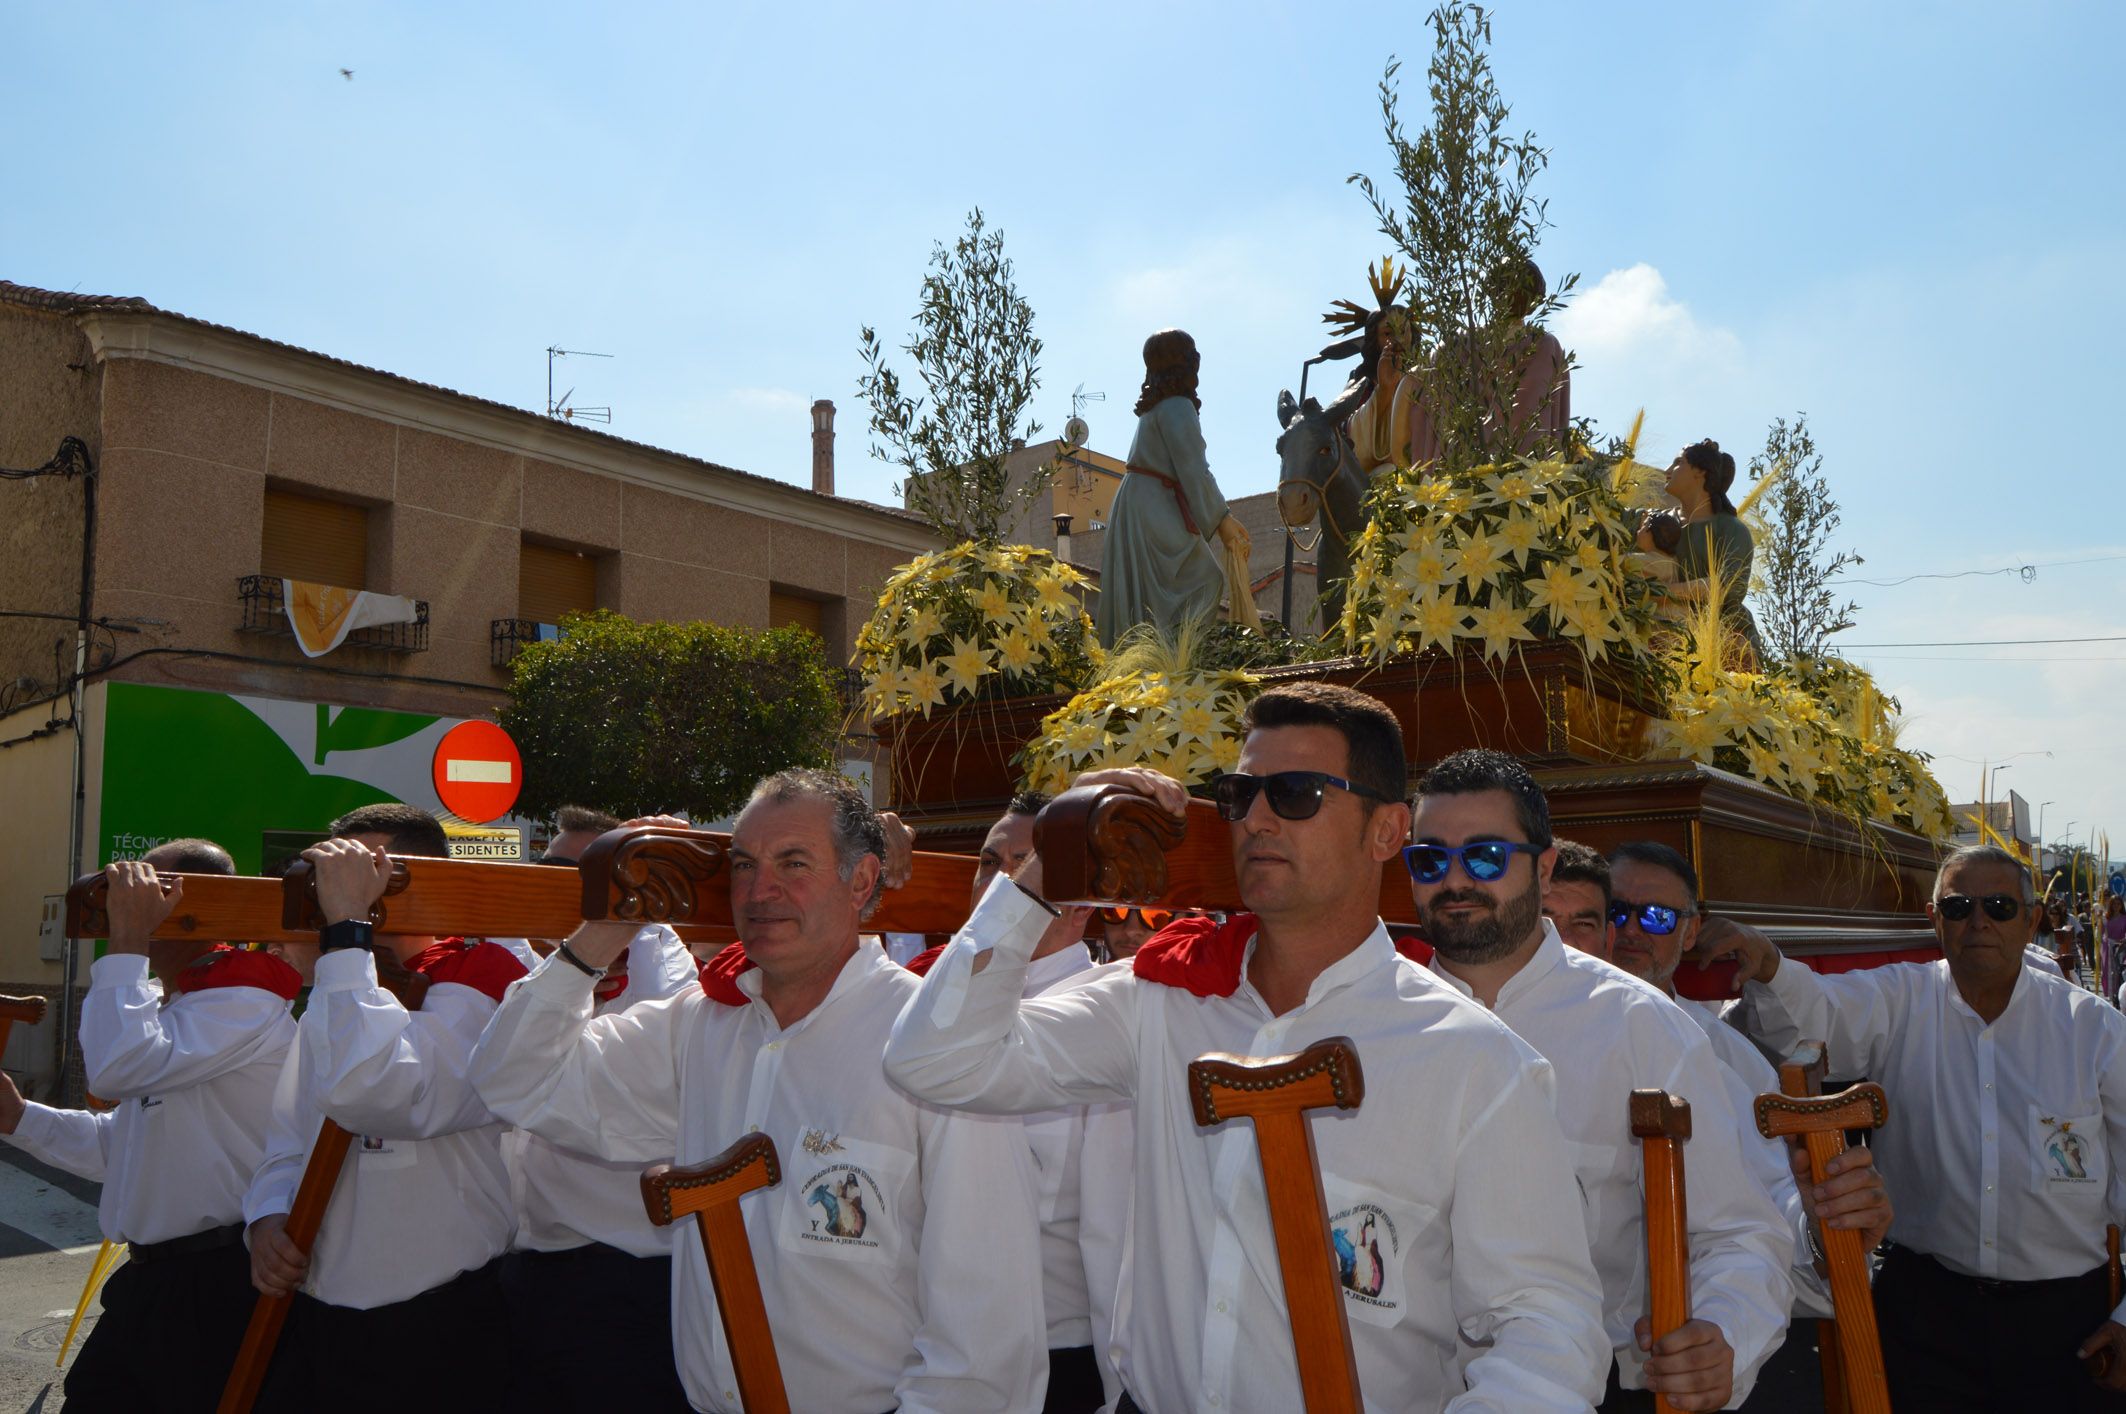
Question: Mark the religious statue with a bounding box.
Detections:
[1095,330,1254,648]
[1405,256,1571,468]
[1636,438,1767,664]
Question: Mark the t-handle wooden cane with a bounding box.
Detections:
[0,994,47,1060]
[642,1133,790,1414]
[1630,1089,1693,1414]
[1754,1069,1891,1414]
[2087,1223,2123,1380]
[1776,1042,1851,1414]
[1187,1036,1365,1414]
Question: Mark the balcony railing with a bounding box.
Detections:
[238,575,429,653]
[491,618,565,668]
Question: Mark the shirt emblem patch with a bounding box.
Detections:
[2040,1114,2099,1185]
[801,1164,882,1248]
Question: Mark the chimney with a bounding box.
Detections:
[1052,512,1073,565]
[810,399,836,496]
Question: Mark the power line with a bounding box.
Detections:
[1830,551,2126,588]
[1841,634,2126,648]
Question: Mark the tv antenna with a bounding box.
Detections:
[545,346,613,424]
[1063,384,1105,447]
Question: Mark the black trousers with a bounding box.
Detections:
[62,1230,255,1414]
[1596,1360,1655,1413]
[1043,1344,1104,1414]
[1877,1243,2126,1412]
[498,1243,691,1413]
[255,1257,510,1413]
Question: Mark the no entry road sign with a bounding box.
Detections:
[432,720,522,824]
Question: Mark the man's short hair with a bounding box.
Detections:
[1241,682,1406,808]
[745,768,888,918]
[554,804,622,835]
[1005,790,1052,819]
[1935,843,2035,904]
[143,837,236,876]
[1413,748,1552,848]
[1610,840,1699,898]
[329,803,452,859]
[1549,839,1610,905]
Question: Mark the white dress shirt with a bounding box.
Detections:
[1674,995,1834,1319]
[886,878,1611,1414]
[471,938,1049,1414]
[1428,931,1795,1406]
[1744,954,2126,1318]
[510,925,699,1256]
[6,952,294,1245]
[242,946,519,1309]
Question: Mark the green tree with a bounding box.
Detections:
[500,611,838,821]
[1747,413,1863,663]
[859,208,1047,543]
[1350,1,1575,471]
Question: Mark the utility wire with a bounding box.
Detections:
[1841,635,2126,648]
[1830,551,2126,588]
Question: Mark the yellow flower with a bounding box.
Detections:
[1409,592,1469,654]
[1116,712,1171,761]
[900,604,944,646]
[1664,711,1724,761]
[939,635,992,697]
[1209,735,1243,774]
[907,663,950,716]
[1487,469,1535,503]
[1392,541,1454,594]
[1057,715,1105,763]
[1468,600,1535,662]
[996,629,1039,675]
[1135,679,1173,710]
[1412,476,1458,511]
[1020,611,1055,650]
[1032,572,1076,615]
[1174,702,1219,747]
[1570,539,1606,574]
[974,579,1017,623]
[1493,508,1543,567]
[1448,526,1507,588]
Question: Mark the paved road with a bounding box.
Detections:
[0,1147,104,1413]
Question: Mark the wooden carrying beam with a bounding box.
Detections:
[219,937,433,1413]
[642,1134,790,1414]
[1188,1037,1366,1414]
[1754,1063,1891,1414]
[1034,785,1418,922]
[64,827,981,947]
[1629,1089,1692,1414]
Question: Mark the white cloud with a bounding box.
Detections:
[1555,263,1740,366]
[723,386,810,415]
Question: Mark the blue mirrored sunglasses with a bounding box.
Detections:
[1402,841,1544,884]
[1609,900,1691,935]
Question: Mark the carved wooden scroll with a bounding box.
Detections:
[1033,785,1419,923]
[0,994,47,1059]
[1754,1072,1891,1414]
[1187,1037,1365,1414]
[1630,1089,1692,1414]
[642,1134,790,1414]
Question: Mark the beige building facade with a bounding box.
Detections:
[0,280,936,1097]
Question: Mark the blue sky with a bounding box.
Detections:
[7,2,2120,866]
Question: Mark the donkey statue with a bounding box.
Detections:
[1275,309,1382,634]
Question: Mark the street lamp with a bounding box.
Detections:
[1986,763,2013,806]
[2038,801,2055,873]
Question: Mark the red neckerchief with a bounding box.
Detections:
[903,944,948,977]
[403,937,527,1003]
[1131,913,1258,997]
[1390,930,1434,966]
[172,945,302,1002]
[593,972,630,1005]
[698,941,754,1006]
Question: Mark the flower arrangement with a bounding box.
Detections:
[1016,622,1258,794]
[855,542,1100,720]
[1336,452,1670,668]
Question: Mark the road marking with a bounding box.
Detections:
[0,1160,102,1254]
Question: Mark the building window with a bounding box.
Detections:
[768,590,825,640]
[518,541,598,626]
[261,488,368,588]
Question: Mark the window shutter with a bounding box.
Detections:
[261,489,368,588]
[519,542,599,625]
[769,591,825,639]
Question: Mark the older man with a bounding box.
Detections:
[1413,752,1794,1412]
[887,682,1610,1413]
[1711,843,2126,1411]
[1,840,304,1412]
[472,769,1047,1413]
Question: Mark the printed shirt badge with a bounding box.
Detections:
[1321,1174,1417,1328]
[777,1132,913,1265]
[2038,1112,2101,1187]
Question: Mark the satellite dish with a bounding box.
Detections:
[1063,415,1090,447]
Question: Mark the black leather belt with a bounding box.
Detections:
[128,1221,245,1265]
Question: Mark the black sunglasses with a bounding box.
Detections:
[1610,900,1693,935]
[1403,840,1545,884]
[1937,893,2021,923]
[1211,771,1392,822]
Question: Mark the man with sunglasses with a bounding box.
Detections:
[888,682,1610,1412]
[1710,843,2126,1410]
[1410,750,1794,1413]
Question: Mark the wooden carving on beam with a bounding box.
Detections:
[580,827,730,925]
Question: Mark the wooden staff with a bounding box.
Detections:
[1777,1043,1850,1414]
[0,994,48,1059]
[2087,1223,2123,1380]
[1630,1089,1692,1414]
[642,1134,789,1414]
[1753,1071,1891,1414]
[218,876,434,1414]
[1188,1037,1366,1414]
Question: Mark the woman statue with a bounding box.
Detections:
[1095,330,1252,647]
[1637,438,1766,665]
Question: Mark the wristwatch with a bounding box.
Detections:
[319,919,375,954]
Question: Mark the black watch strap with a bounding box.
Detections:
[319,919,375,954]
